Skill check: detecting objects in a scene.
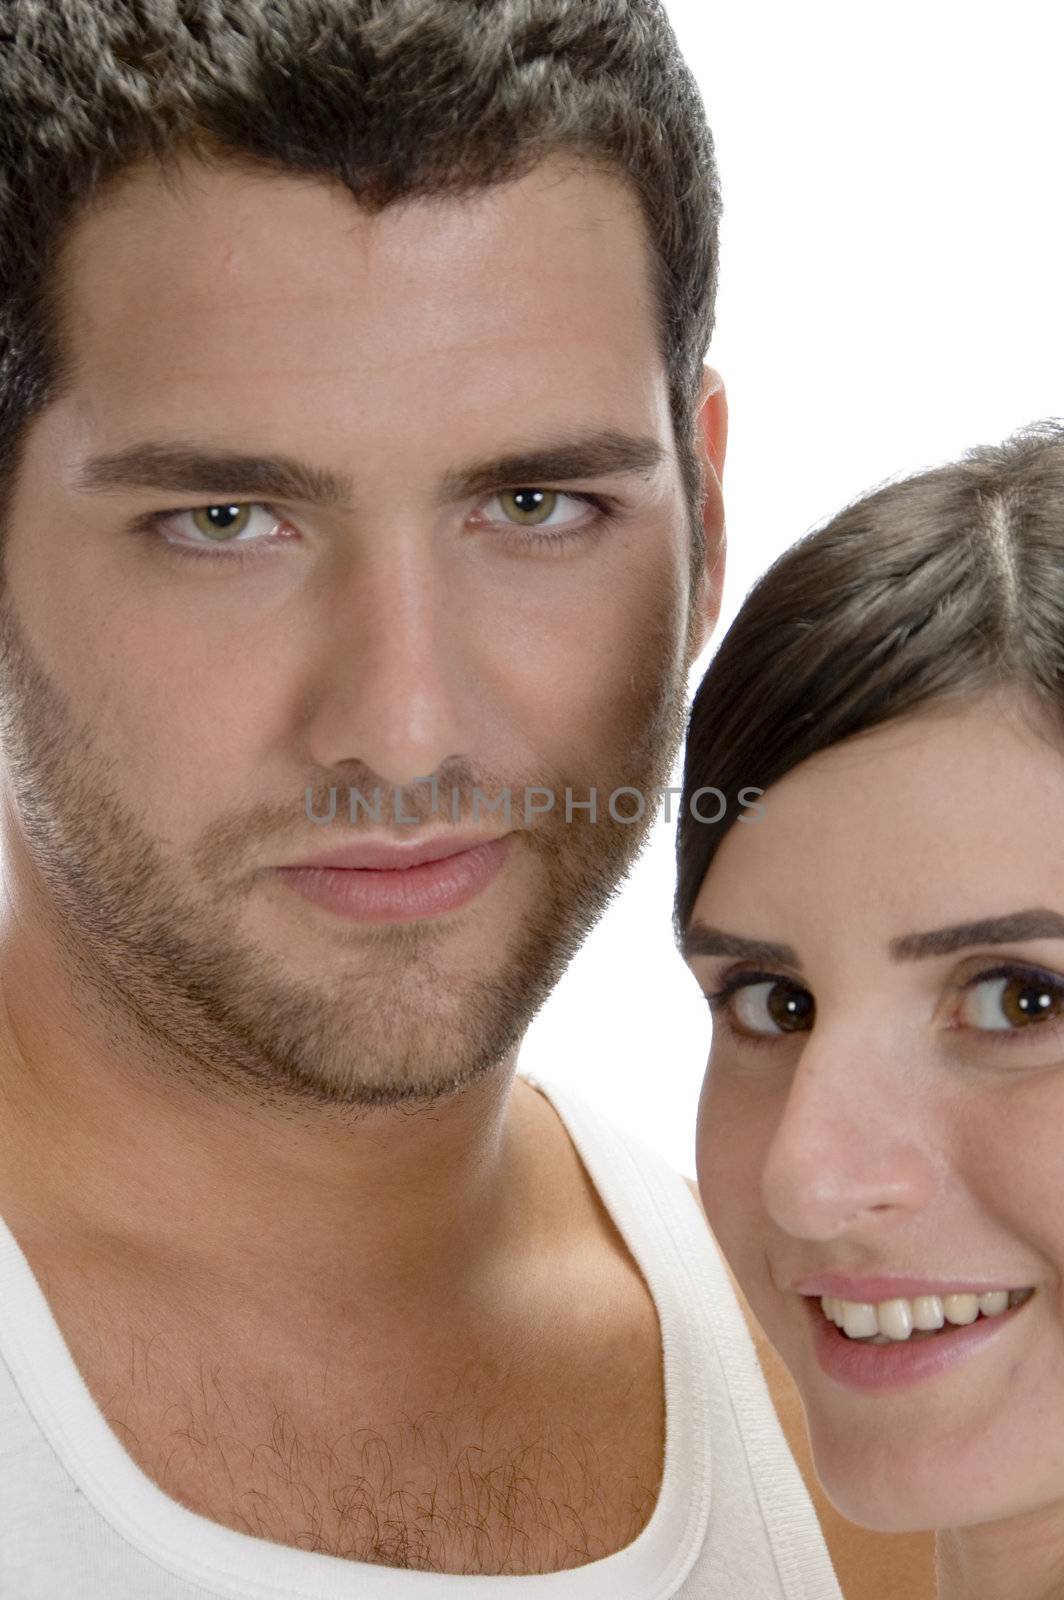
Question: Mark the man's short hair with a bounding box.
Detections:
[0,0,721,576]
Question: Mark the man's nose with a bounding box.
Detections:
[299,536,475,790]
[759,1025,943,1243]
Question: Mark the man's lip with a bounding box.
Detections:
[278,833,512,872]
[791,1273,1030,1300]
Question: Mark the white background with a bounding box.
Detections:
[519,0,1064,1175]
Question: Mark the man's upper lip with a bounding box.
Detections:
[278,832,510,872]
[791,1272,1029,1300]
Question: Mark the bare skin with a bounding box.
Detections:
[7,1082,667,1569]
[0,152,724,1572]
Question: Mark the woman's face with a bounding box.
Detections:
[686,696,1064,1535]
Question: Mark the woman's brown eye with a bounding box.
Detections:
[960,973,1064,1030]
[731,980,815,1036]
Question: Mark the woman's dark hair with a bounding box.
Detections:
[0,0,720,585]
[675,420,1064,938]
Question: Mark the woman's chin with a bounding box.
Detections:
[804,1432,958,1533]
[812,1466,944,1536]
[803,1417,1030,1536]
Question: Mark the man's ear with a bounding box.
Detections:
[698,364,727,483]
[691,364,727,661]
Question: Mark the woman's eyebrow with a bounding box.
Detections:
[683,908,1064,967]
[681,923,798,965]
[889,908,1064,960]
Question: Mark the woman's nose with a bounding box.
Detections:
[759,1028,943,1243]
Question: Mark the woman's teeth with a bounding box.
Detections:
[820,1288,1034,1343]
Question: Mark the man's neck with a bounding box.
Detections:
[0,924,551,1331]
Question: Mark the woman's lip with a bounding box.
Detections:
[272,834,514,923]
[805,1290,1033,1394]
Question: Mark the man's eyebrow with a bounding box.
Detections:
[71,430,666,508]
[889,908,1064,960]
[681,922,799,966]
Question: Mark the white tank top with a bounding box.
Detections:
[0,1071,843,1598]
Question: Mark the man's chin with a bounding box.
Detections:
[204,986,532,1110]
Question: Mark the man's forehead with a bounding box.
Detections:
[51,151,671,463]
[62,149,659,319]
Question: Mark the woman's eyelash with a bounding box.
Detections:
[701,969,808,1050]
[703,961,1064,1045]
[703,969,799,1012]
[960,961,1064,992]
[949,960,1064,1044]
[706,962,1064,1011]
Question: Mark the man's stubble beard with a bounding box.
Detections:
[0,568,695,1112]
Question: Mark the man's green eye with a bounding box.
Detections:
[189,504,254,542]
[498,489,559,526]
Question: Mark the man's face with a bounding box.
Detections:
[0,154,719,1107]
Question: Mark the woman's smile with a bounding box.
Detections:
[803,1286,1036,1394]
[817,1284,1032,1342]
